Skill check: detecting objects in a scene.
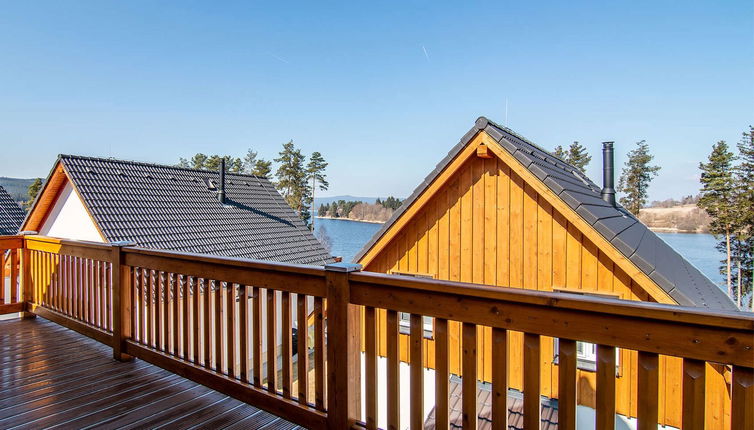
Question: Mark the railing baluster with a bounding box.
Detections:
[462,322,478,430]
[239,285,249,383]
[267,288,277,393]
[365,306,377,429]
[0,247,5,304]
[10,249,19,304]
[557,339,577,430]
[492,328,509,430]
[181,275,189,361]
[297,293,308,405]
[387,309,400,430]
[215,281,223,372]
[410,313,424,430]
[596,344,616,430]
[435,318,449,430]
[151,270,158,348]
[682,358,706,430]
[282,291,292,398]
[637,351,659,430]
[161,272,168,352]
[251,287,262,388]
[227,283,236,377]
[191,277,199,363]
[203,279,210,368]
[253,286,262,388]
[731,365,754,430]
[523,333,541,430]
[171,274,179,356]
[88,259,95,323]
[314,296,325,410]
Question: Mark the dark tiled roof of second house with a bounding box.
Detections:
[59,155,333,266]
[0,185,24,235]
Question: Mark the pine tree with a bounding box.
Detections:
[617,140,661,215]
[735,126,754,309]
[552,142,591,173]
[190,153,208,169]
[25,178,42,209]
[274,141,310,225]
[567,141,592,173]
[552,145,567,160]
[698,141,737,299]
[306,152,329,229]
[252,159,272,179]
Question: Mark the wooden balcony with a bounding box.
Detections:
[1,234,753,429]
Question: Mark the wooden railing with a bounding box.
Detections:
[2,234,753,430]
[0,235,24,315]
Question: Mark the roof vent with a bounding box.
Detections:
[601,142,617,207]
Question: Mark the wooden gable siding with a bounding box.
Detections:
[362,152,731,428]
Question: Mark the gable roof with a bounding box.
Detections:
[25,155,333,266]
[0,186,25,235]
[355,117,737,311]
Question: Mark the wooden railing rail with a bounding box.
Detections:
[349,271,754,430]
[4,234,754,430]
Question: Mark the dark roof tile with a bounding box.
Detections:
[0,186,24,235]
[57,155,333,266]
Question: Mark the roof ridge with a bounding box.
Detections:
[478,116,574,167]
[58,154,266,180]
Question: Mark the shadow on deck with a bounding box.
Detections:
[0,317,303,430]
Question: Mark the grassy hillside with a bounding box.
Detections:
[0,177,36,203]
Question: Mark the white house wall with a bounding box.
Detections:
[38,181,104,243]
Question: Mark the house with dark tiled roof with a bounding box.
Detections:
[21,155,333,266]
[355,117,738,428]
[0,185,24,236]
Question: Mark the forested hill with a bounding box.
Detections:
[0,177,35,202]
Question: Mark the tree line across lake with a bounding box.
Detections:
[316,196,403,223]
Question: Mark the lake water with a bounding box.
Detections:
[314,217,726,289]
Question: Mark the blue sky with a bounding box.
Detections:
[0,1,751,201]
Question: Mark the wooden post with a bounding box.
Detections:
[19,232,38,318]
[112,241,135,361]
[325,262,361,429]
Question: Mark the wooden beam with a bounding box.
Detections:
[476,144,493,159]
[462,322,477,430]
[523,333,541,430]
[637,351,659,430]
[557,339,577,430]
[682,358,706,430]
[596,344,616,430]
[491,328,508,430]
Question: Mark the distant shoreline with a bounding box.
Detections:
[315,216,385,224]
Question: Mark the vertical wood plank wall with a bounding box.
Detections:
[362,154,731,429]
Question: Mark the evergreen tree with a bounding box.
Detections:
[274,140,311,225]
[735,127,754,309]
[25,178,42,209]
[552,145,567,160]
[617,140,661,215]
[244,149,259,173]
[306,152,329,229]
[551,142,591,173]
[698,141,737,299]
[252,159,272,179]
[177,158,190,168]
[190,153,208,169]
[567,141,592,173]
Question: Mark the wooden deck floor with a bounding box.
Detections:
[0,317,303,430]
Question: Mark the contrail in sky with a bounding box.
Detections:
[422,45,430,61]
[270,53,290,64]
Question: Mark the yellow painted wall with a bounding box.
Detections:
[361,147,731,428]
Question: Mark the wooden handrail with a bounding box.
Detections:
[5,234,753,430]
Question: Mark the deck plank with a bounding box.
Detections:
[0,317,298,429]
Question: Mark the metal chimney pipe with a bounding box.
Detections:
[601,142,616,207]
[219,158,226,204]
